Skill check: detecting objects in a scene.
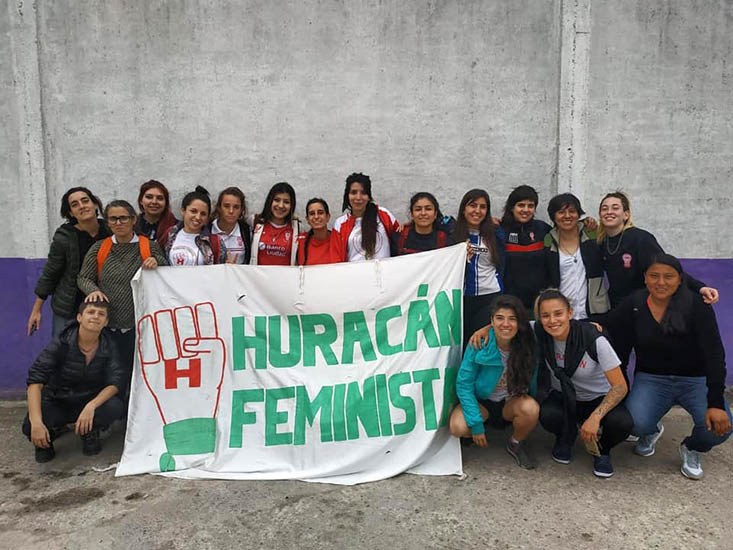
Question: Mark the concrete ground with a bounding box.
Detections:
[1,400,731,550]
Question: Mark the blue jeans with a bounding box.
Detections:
[626,372,732,453]
[52,313,73,340]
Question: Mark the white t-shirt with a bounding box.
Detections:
[464,231,500,296]
[346,217,390,262]
[212,220,245,264]
[169,230,204,266]
[559,248,588,319]
[548,336,620,401]
[487,349,510,402]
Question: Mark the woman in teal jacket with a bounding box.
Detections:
[450,294,540,469]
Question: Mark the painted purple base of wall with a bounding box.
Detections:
[1,257,731,398]
[1,258,52,399]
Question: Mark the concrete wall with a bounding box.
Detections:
[2,1,732,392]
[4,0,561,259]
[587,1,733,258]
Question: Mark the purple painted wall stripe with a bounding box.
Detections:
[1,257,731,398]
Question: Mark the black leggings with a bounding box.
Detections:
[22,397,124,441]
[463,292,500,349]
[539,391,633,455]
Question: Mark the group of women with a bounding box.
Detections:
[26,175,730,479]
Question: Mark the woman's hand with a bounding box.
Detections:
[142,257,159,270]
[469,324,492,349]
[582,216,599,231]
[700,287,719,305]
[85,291,109,303]
[465,240,475,262]
[75,403,96,436]
[30,421,51,448]
[580,416,601,443]
[472,433,488,448]
[27,310,42,336]
[706,408,732,437]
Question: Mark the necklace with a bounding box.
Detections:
[606,230,624,255]
[558,236,579,263]
[560,246,579,263]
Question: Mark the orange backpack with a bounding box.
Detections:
[96,236,151,277]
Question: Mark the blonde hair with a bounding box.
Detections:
[597,191,635,243]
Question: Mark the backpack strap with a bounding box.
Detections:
[211,235,221,264]
[96,237,114,278]
[397,226,410,254]
[436,230,447,248]
[98,235,151,277]
[138,235,151,261]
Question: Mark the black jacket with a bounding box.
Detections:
[26,322,124,402]
[501,218,552,312]
[34,222,110,318]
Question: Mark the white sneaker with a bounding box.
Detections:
[626,434,640,443]
[679,442,703,480]
[634,424,664,457]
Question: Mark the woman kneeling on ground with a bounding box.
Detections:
[535,289,632,478]
[22,301,124,462]
[594,254,731,480]
[450,295,540,469]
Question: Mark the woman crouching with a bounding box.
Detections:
[450,295,540,469]
[536,289,632,478]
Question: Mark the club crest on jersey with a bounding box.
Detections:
[622,253,632,268]
[508,232,519,244]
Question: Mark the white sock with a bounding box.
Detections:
[510,436,519,445]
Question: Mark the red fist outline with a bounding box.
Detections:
[136,302,226,426]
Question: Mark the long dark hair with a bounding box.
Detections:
[60,187,104,223]
[301,197,330,266]
[453,189,500,266]
[408,191,443,232]
[491,295,536,395]
[501,185,538,226]
[342,173,379,258]
[255,182,296,226]
[647,254,692,336]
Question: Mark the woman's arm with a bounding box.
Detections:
[77,242,103,296]
[692,298,730,435]
[468,324,492,349]
[455,347,486,437]
[27,383,51,448]
[30,228,70,334]
[74,385,119,435]
[579,367,627,442]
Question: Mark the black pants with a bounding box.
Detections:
[463,292,500,349]
[109,328,136,398]
[539,390,633,455]
[22,396,124,441]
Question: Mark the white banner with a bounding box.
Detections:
[116,244,466,485]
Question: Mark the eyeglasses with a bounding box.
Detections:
[108,215,133,224]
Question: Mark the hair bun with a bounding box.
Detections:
[195,185,209,195]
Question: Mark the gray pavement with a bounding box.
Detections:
[1,400,731,550]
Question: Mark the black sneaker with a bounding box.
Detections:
[506,439,537,469]
[35,443,56,463]
[551,438,572,464]
[81,430,102,456]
